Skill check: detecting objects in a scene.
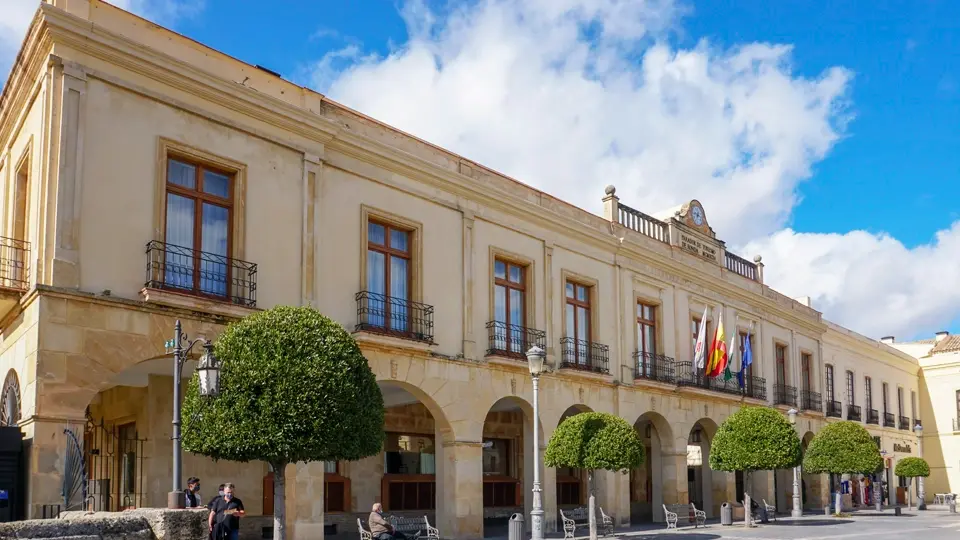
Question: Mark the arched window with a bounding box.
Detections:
[0,370,21,427]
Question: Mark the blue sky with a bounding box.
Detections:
[172,0,960,248]
[2,0,959,339]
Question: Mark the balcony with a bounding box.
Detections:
[144,240,257,307]
[725,251,759,281]
[486,321,546,359]
[559,338,610,374]
[355,291,435,344]
[743,375,767,401]
[632,351,676,384]
[846,405,862,422]
[0,236,29,318]
[773,384,798,407]
[676,362,743,397]
[867,409,879,425]
[883,412,895,428]
[800,390,822,412]
[826,400,842,418]
[898,416,910,431]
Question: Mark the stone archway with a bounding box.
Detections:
[686,418,720,517]
[479,395,544,538]
[0,369,21,427]
[554,405,593,510]
[631,411,674,523]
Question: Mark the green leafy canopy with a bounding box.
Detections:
[543,412,645,473]
[803,421,881,475]
[709,406,802,472]
[894,457,930,478]
[182,306,385,466]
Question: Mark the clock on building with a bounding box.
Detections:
[691,205,704,226]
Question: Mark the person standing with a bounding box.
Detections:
[209,483,245,540]
[184,477,202,508]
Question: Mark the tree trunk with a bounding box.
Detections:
[272,462,288,540]
[744,471,752,528]
[587,470,597,540]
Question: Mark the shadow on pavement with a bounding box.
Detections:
[768,519,853,526]
[855,512,916,517]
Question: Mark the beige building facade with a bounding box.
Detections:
[0,1,928,538]
[890,333,960,499]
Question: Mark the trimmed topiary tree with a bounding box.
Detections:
[709,406,802,526]
[182,306,385,540]
[803,421,881,514]
[895,457,930,509]
[544,412,644,540]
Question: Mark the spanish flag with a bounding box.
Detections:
[706,311,728,378]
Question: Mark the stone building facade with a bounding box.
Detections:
[0,1,924,539]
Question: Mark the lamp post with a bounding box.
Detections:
[787,408,802,518]
[876,450,886,511]
[527,346,550,540]
[915,423,925,510]
[165,319,220,510]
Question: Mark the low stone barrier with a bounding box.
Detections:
[0,508,208,540]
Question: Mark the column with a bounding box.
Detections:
[47,58,88,288]
[663,451,689,506]
[461,211,476,359]
[301,153,323,308]
[543,465,558,532]
[289,462,326,540]
[436,440,483,540]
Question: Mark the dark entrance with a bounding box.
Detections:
[84,416,146,512]
[0,426,24,522]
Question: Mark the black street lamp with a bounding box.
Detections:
[165,319,219,509]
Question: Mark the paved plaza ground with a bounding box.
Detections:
[599,511,960,540]
[483,507,960,540]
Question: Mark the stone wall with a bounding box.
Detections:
[0,509,207,540]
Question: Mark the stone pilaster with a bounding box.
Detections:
[542,465,558,532]
[663,451,688,505]
[436,440,483,540]
[290,461,326,540]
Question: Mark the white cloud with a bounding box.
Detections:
[313,0,958,339]
[746,224,960,339]
[0,0,203,82]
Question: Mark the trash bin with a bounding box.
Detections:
[720,502,732,526]
[894,506,901,516]
[949,500,956,513]
[509,513,525,540]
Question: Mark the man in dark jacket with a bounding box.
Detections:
[209,483,245,540]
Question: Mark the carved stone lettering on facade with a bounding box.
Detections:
[679,232,719,263]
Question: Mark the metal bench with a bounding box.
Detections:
[559,507,588,539]
[663,503,705,529]
[357,519,373,540]
[598,507,614,536]
[761,499,777,521]
[387,515,438,540]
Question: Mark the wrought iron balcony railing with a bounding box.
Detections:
[744,375,767,401]
[486,321,546,359]
[145,240,257,307]
[0,236,29,292]
[883,412,895,428]
[676,362,743,397]
[800,390,822,412]
[867,409,879,425]
[826,400,843,418]
[559,338,610,374]
[632,351,676,384]
[773,384,798,407]
[355,291,435,344]
[898,415,910,430]
[847,404,862,422]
